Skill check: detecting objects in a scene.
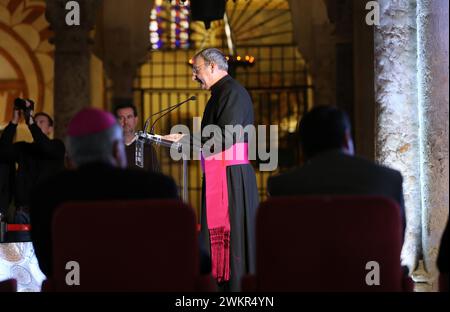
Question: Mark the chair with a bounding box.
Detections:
[42,199,214,292]
[0,278,17,292]
[242,196,413,292]
[4,224,31,243]
[439,273,449,292]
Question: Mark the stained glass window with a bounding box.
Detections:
[150,0,190,50]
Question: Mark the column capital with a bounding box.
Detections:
[94,0,154,104]
[45,0,102,51]
[45,0,101,33]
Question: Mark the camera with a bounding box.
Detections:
[14,98,34,112]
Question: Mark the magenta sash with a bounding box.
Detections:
[202,142,250,282]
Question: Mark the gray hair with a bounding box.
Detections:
[66,123,124,167]
[194,48,228,72]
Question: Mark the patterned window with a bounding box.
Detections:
[150,0,190,50]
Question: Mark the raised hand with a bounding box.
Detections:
[24,100,34,125]
[162,133,186,143]
[12,108,20,125]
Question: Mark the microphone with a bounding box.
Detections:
[146,96,196,134]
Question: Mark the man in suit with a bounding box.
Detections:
[268,106,406,233]
[30,108,179,277]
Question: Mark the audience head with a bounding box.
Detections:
[298,106,354,160]
[66,108,126,168]
[114,103,138,138]
[34,112,54,136]
[192,48,228,90]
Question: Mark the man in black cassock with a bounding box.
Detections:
[192,48,259,291]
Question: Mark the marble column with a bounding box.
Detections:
[416,0,449,286]
[374,0,421,274]
[45,0,101,139]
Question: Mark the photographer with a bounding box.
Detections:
[0,99,65,223]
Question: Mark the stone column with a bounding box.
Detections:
[352,0,375,160]
[289,0,336,107]
[46,0,101,139]
[374,0,421,274]
[416,0,449,287]
[94,0,154,109]
[328,0,354,125]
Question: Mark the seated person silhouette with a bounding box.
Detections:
[268,106,406,236]
[30,108,181,278]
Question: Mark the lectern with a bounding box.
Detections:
[135,131,189,203]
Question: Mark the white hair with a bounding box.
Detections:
[66,123,124,166]
[194,48,228,72]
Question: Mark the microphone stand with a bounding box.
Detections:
[142,103,178,135]
[143,96,196,134]
[138,96,196,203]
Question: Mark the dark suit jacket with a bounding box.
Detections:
[0,162,13,216]
[0,122,65,208]
[268,150,406,231]
[30,162,179,277]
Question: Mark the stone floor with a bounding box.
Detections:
[414,282,435,292]
[412,260,439,292]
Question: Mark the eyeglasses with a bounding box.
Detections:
[192,63,206,74]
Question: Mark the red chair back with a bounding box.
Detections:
[251,196,409,291]
[45,199,202,292]
[0,278,17,292]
